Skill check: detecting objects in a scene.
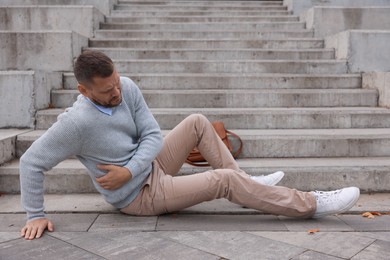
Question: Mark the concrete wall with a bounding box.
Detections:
[0,72,35,128]
[0,6,104,38]
[0,31,86,127]
[363,72,390,108]
[0,31,88,71]
[303,7,390,38]
[0,0,117,16]
[325,30,390,73]
[0,71,62,128]
[284,0,390,16]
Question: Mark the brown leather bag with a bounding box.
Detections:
[186,121,243,166]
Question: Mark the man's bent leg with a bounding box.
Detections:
[156,114,240,176]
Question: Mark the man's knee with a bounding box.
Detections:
[187,113,209,126]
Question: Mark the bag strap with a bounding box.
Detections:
[226,129,243,159]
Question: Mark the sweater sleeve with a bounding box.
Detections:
[123,80,163,178]
[20,114,82,221]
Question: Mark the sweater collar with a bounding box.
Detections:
[85,97,113,116]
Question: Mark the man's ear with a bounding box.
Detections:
[78,84,89,97]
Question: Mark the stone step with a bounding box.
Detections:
[110,10,291,16]
[84,48,333,60]
[114,5,286,12]
[35,107,390,130]
[2,156,389,193]
[100,22,305,30]
[15,129,390,158]
[0,129,32,165]
[2,193,390,215]
[117,1,284,7]
[89,38,323,49]
[63,73,362,90]
[105,15,299,23]
[110,60,347,74]
[51,88,376,108]
[94,29,314,39]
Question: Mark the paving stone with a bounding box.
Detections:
[0,213,98,232]
[0,194,117,213]
[89,214,157,231]
[352,240,390,260]
[338,215,390,231]
[292,250,343,260]
[48,231,89,242]
[0,214,26,232]
[249,231,375,259]
[44,214,98,232]
[278,216,354,232]
[157,214,287,231]
[357,232,390,243]
[0,232,20,243]
[159,230,305,260]
[0,235,104,260]
[66,230,219,259]
[180,198,258,214]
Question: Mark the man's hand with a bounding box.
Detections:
[96,164,132,190]
[21,218,54,240]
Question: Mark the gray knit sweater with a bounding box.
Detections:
[20,77,163,220]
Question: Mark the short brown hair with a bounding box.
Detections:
[74,50,114,85]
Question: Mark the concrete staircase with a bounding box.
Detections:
[1,0,390,195]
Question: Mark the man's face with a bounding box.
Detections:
[78,70,122,108]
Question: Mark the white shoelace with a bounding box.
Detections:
[313,189,342,205]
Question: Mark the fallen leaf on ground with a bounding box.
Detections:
[307,229,320,234]
[362,212,375,219]
[370,212,382,216]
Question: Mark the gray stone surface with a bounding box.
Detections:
[325,30,390,73]
[35,107,390,130]
[65,230,219,260]
[157,214,287,231]
[352,240,390,260]
[292,250,343,260]
[0,31,88,71]
[285,0,390,16]
[0,235,104,260]
[0,129,31,164]
[278,216,354,232]
[89,214,157,232]
[303,7,390,38]
[250,231,375,259]
[64,72,362,90]
[359,232,390,243]
[1,212,390,259]
[52,88,376,108]
[0,232,20,243]
[0,72,35,128]
[0,0,116,16]
[363,72,390,108]
[0,6,104,38]
[159,231,306,260]
[95,29,314,40]
[338,215,390,232]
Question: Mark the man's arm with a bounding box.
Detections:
[19,115,82,239]
[122,80,163,178]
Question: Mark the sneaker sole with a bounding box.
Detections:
[313,187,360,218]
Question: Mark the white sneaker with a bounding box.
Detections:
[312,187,360,218]
[251,171,285,186]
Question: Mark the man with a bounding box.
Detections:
[20,50,360,240]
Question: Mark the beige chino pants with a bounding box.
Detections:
[121,114,317,218]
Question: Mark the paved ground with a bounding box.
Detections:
[0,194,389,259]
